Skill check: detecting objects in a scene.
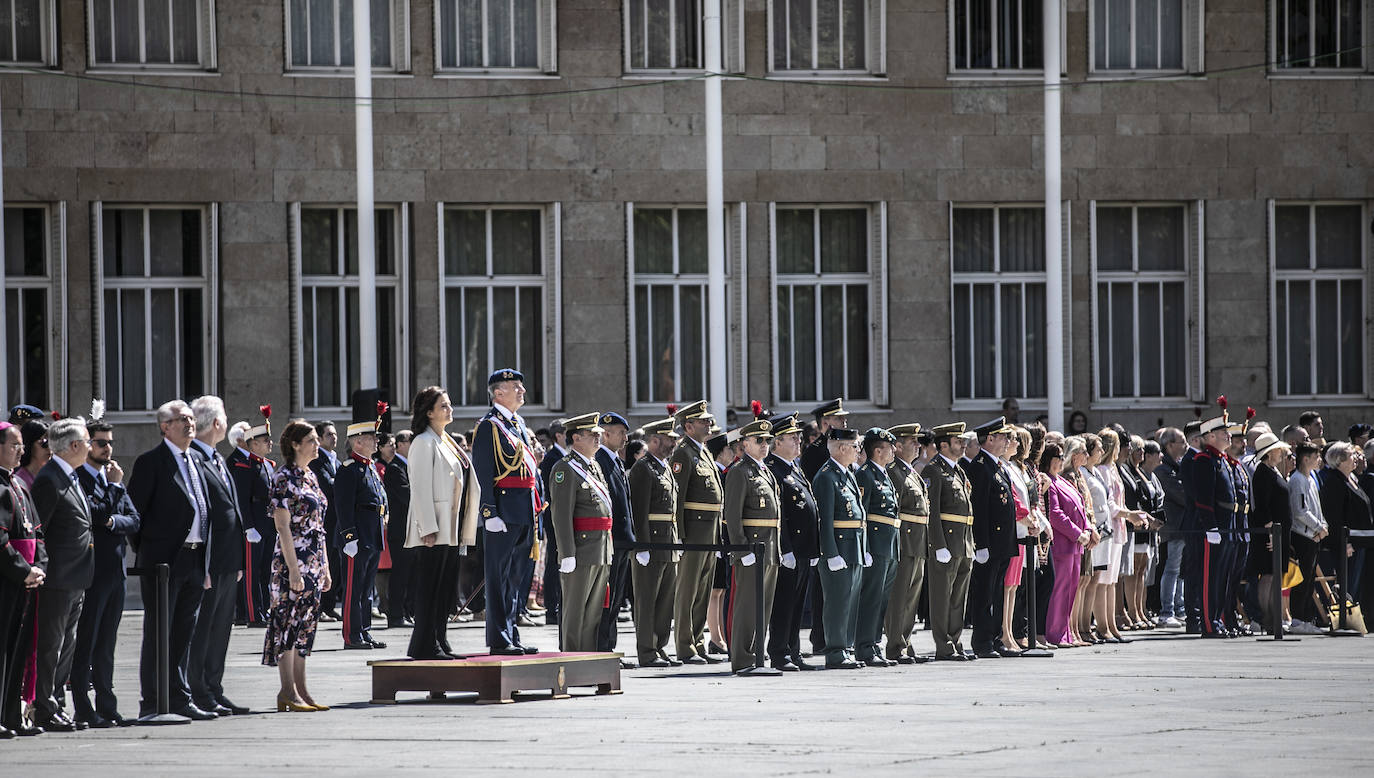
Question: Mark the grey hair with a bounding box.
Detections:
[1325,441,1357,469]
[47,417,89,455]
[190,395,226,432]
[1156,427,1184,448]
[1061,435,1088,464]
[156,400,192,424]
[227,421,251,447]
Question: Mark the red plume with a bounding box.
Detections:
[1215,395,1227,411]
[376,400,389,418]
[260,404,272,419]
[751,400,764,419]
[1246,407,1256,421]
[666,403,678,417]
[51,411,62,421]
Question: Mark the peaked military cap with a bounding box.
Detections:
[705,433,731,458]
[738,418,774,440]
[769,413,802,436]
[488,367,523,386]
[930,422,966,442]
[599,412,630,429]
[564,412,605,435]
[674,400,715,424]
[1200,415,1228,435]
[811,398,849,420]
[828,427,860,441]
[972,416,1008,440]
[887,423,922,438]
[640,417,680,439]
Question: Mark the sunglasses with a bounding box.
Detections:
[38,439,48,449]
[91,439,113,449]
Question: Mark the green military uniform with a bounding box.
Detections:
[854,431,900,667]
[722,420,781,673]
[922,423,975,660]
[547,414,615,653]
[814,430,867,668]
[884,424,931,662]
[670,401,724,663]
[628,417,681,666]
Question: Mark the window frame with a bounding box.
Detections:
[85,0,219,73]
[769,202,888,408]
[1,203,67,413]
[621,0,744,76]
[432,0,557,76]
[1269,0,1373,76]
[1087,0,1204,78]
[283,0,411,75]
[436,202,562,413]
[289,202,411,416]
[1267,200,1372,401]
[947,0,1067,79]
[1088,201,1205,407]
[765,0,886,78]
[0,0,59,67]
[92,203,219,419]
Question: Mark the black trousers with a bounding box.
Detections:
[0,586,36,729]
[187,571,238,709]
[970,556,1011,652]
[1290,534,1321,623]
[1035,550,1055,637]
[483,521,534,650]
[249,535,274,622]
[458,544,485,615]
[138,547,205,716]
[596,548,632,652]
[542,513,561,623]
[385,540,415,625]
[767,561,807,663]
[805,566,826,653]
[1182,531,1205,627]
[34,586,84,719]
[71,572,127,719]
[343,547,380,642]
[408,544,457,658]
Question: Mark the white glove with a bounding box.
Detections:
[809,557,819,567]
[740,553,756,567]
[1206,531,1221,545]
[935,548,952,564]
[863,552,873,567]
[716,551,723,558]
[974,548,990,564]
[781,552,797,569]
[827,555,847,571]
[635,551,651,566]
[559,557,576,574]
[245,528,262,544]
[343,540,358,558]
[485,516,508,533]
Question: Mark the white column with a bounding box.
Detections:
[1043,0,1065,432]
[704,0,728,418]
[354,0,378,388]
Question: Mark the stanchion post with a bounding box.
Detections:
[138,563,190,725]
[1020,538,1052,658]
[1268,522,1287,640]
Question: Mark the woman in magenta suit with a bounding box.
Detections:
[1042,442,1095,647]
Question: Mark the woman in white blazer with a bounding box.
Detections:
[405,386,480,660]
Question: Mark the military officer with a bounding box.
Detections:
[628,417,682,667]
[800,398,849,656]
[1225,420,1253,636]
[924,422,976,661]
[547,413,616,653]
[851,428,897,667]
[723,418,782,673]
[967,417,1020,658]
[670,401,725,664]
[1195,409,1238,638]
[335,406,389,650]
[1178,420,1205,633]
[884,423,931,664]
[814,427,866,669]
[594,413,636,661]
[471,369,545,655]
[765,414,820,671]
[227,417,273,626]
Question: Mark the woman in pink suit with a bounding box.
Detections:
[1042,442,1095,647]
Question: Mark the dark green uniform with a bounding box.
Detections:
[548,450,614,652]
[628,453,679,664]
[814,458,866,666]
[854,460,899,664]
[923,455,975,659]
[723,454,781,672]
[885,455,931,660]
[671,436,723,661]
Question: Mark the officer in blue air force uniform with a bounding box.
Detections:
[471,368,545,655]
[814,427,867,669]
[335,407,389,650]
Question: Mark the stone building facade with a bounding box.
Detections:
[2,0,1372,453]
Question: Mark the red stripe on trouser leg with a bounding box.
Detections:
[1202,541,1212,633]
[244,540,255,622]
[604,583,611,609]
[344,555,355,642]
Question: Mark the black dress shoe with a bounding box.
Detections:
[933,653,968,662]
[172,704,217,721]
[518,644,539,654]
[682,655,708,665]
[12,725,44,736]
[490,645,525,656]
[995,647,1023,657]
[363,634,388,649]
[795,659,821,671]
[78,713,114,729]
[344,640,374,650]
[702,654,725,664]
[771,661,801,672]
[974,650,1001,659]
[640,657,671,668]
[0,725,15,739]
[825,659,862,669]
[35,714,77,732]
[203,703,232,716]
[216,698,250,716]
[620,659,639,670]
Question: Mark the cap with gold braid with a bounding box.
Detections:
[930,422,966,443]
[810,398,849,421]
[769,413,802,436]
[347,400,388,438]
[887,423,922,438]
[247,404,272,439]
[640,417,680,439]
[673,400,714,425]
[563,412,605,435]
[737,418,774,440]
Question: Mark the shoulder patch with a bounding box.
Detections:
[554,470,565,484]
[672,462,682,474]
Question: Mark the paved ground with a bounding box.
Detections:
[5,612,1373,775]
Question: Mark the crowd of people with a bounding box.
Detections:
[2,381,1372,736]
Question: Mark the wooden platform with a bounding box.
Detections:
[367,652,622,704]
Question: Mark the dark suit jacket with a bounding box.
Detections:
[335,458,388,551]
[1319,469,1373,550]
[595,447,635,547]
[128,441,200,569]
[75,466,141,582]
[768,453,819,560]
[382,456,411,549]
[31,460,95,591]
[967,450,1018,559]
[190,440,246,576]
[227,448,273,537]
[310,451,339,535]
[1154,456,1186,538]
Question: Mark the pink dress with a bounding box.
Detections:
[1004,486,1030,586]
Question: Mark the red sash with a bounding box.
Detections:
[572,516,613,532]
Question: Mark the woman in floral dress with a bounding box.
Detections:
[262,419,332,712]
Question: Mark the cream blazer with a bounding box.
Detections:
[405,428,480,548]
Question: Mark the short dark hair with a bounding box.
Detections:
[1299,410,1322,426]
[394,429,415,445]
[1038,443,1063,472]
[281,419,316,463]
[377,432,394,448]
[1294,442,1320,462]
[87,421,114,434]
[313,420,335,436]
[19,419,48,468]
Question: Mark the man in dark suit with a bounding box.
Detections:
[70,415,140,728]
[310,421,342,621]
[1,421,47,738]
[127,400,217,722]
[382,430,413,628]
[187,396,249,716]
[335,414,389,649]
[765,414,820,671]
[29,417,96,732]
[537,420,566,626]
[594,413,636,663]
[966,418,1020,658]
[226,422,272,626]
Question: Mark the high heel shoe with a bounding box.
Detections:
[301,699,330,711]
[277,693,316,712]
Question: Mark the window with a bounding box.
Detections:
[286,0,410,72]
[87,0,217,70]
[1270,202,1369,398]
[0,0,57,66]
[768,0,885,75]
[3,205,63,411]
[291,204,408,411]
[771,204,887,405]
[626,204,747,407]
[949,0,1071,75]
[438,205,561,409]
[1090,0,1204,74]
[950,204,1071,405]
[623,0,744,74]
[95,205,217,412]
[1091,203,1204,402]
[435,0,555,73]
[1272,0,1370,72]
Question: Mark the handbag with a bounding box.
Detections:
[1282,559,1304,589]
[1329,599,1367,634]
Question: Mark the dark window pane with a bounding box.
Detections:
[376,288,395,398]
[786,0,809,70]
[339,0,354,66]
[462,289,488,406]
[1274,205,1310,270]
[1339,279,1363,394]
[439,0,457,68]
[1161,282,1187,396]
[817,0,838,70]
[11,0,45,63]
[1314,279,1339,394]
[371,0,393,67]
[634,209,674,274]
[513,0,539,67]
[3,208,46,276]
[489,0,512,67]
[676,0,702,68]
[304,288,318,406]
[446,209,487,276]
[776,209,814,274]
[457,0,482,67]
[1275,281,1289,395]
[519,286,542,403]
[314,287,341,406]
[1288,281,1312,395]
[119,289,147,409]
[149,209,199,277]
[443,288,463,400]
[1000,284,1024,397]
[819,285,845,397]
[971,284,995,397]
[953,209,994,273]
[819,209,867,273]
[1138,283,1162,396]
[302,209,339,276]
[181,289,203,398]
[840,0,865,69]
[1095,207,1133,272]
[677,209,708,274]
[845,284,869,399]
[171,0,200,64]
[953,285,971,398]
[491,288,517,383]
[104,209,145,277]
[374,209,396,275]
[491,210,540,275]
[681,284,706,399]
[1025,283,1047,397]
[150,289,178,401]
[308,0,336,66]
[999,208,1044,272]
[103,290,121,409]
[1096,282,1112,395]
[792,285,816,399]
[777,287,794,401]
[290,0,311,65]
[346,286,360,399]
[1110,282,1134,396]
[4,288,47,409]
[344,210,359,275]
[1137,207,1185,271]
[1314,204,1361,269]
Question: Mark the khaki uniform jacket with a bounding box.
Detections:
[888,457,931,557]
[548,451,615,567]
[670,437,723,536]
[629,454,680,562]
[723,456,781,564]
[922,455,974,558]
